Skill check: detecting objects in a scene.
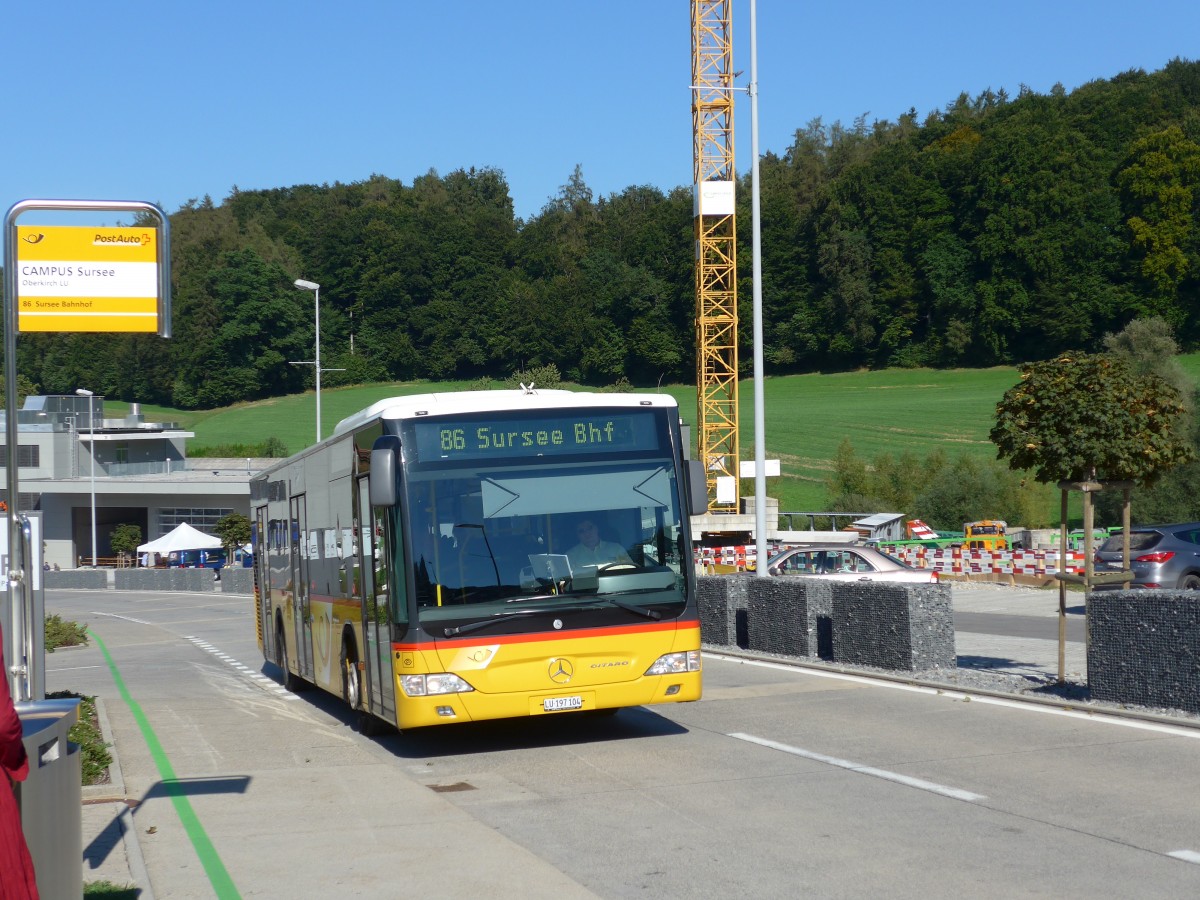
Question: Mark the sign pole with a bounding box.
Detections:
[3,198,171,701]
[4,210,25,698]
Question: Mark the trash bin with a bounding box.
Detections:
[15,698,82,900]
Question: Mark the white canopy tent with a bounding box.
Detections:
[137,522,222,555]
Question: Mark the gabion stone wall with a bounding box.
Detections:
[831,582,954,672]
[699,575,954,672]
[113,569,214,592]
[219,568,254,594]
[44,570,107,590]
[697,574,752,647]
[744,577,833,659]
[1088,590,1200,714]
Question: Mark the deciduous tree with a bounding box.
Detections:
[990,352,1194,484]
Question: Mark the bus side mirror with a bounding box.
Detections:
[687,459,708,516]
[369,436,401,507]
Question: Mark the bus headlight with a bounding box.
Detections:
[400,673,475,696]
[645,651,702,676]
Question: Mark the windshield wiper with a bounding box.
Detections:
[442,609,545,638]
[575,596,662,620]
[505,593,562,604]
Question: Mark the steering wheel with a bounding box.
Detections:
[597,563,637,573]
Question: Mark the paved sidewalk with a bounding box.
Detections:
[82,698,154,897]
[951,582,1088,682]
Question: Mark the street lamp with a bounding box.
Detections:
[291,279,323,443]
[290,279,344,444]
[75,388,97,567]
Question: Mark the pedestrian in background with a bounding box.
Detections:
[1,623,39,898]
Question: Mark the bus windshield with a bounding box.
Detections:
[401,412,689,630]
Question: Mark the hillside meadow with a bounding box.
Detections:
[111,353,1200,517]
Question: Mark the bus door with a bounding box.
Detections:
[357,477,396,723]
[254,507,273,657]
[290,494,314,679]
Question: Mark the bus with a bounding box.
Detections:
[963,520,1008,551]
[250,389,705,732]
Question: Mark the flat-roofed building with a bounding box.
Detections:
[1,395,264,568]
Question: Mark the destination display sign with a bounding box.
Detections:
[410,410,663,462]
[15,225,161,332]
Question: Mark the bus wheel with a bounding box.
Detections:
[341,640,361,710]
[357,710,383,737]
[277,620,302,692]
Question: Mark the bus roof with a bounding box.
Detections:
[332,390,680,438]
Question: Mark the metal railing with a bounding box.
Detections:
[75,555,137,568]
[776,511,875,531]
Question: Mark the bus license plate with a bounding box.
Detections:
[543,695,583,712]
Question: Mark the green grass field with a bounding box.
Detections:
[113,353,1200,516]
[732,367,1020,510]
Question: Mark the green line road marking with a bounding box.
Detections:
[91,628,242,899]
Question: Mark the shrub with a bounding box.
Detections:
[189,437,289,458]
[45,690,113,786]
[504,363,561,390]
[599,376,634,393]
[45,614,88,651]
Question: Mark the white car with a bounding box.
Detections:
[765,544,937,584]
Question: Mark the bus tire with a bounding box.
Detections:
[357,710,384,737]
[341,637,362,711]
[276,618,303,692]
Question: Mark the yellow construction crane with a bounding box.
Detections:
[691,0,739,513]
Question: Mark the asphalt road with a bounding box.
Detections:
[954,610,1086,642]
[44,586,1200,898]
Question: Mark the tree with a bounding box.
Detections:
[1116,125,1200,305]
[0,375,40,409]
[262,436,289,458]
[914,454,1052,530]
[1101,315,1192,399]
[827,439,871,504]
[214,513,252,557]
[990,353,1195,485]
[109,524,143,565]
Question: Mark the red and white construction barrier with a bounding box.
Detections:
[882,545,1085,576]
[694,543,1086,576]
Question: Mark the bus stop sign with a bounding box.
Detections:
[15,224,164,333]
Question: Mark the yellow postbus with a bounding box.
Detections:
[963,520,1008,551]
[251,390,704,732]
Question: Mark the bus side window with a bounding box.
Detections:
[371,507,390,622]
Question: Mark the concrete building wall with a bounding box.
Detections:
[39,490,251,570]
[4,397,250,571]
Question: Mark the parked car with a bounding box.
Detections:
[764,544,938,583]
[1093,524,1200,589]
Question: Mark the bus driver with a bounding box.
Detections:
[567,517,632,570]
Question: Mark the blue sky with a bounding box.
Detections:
[3,2,1198,224]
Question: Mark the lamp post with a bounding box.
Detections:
[292,279,322,443]
[290,279,344,444]
[75,388,97,567]
[749,0,768,575]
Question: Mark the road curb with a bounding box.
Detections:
[705,645,1200,731]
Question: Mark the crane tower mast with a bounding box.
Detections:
[691,0,739,512]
